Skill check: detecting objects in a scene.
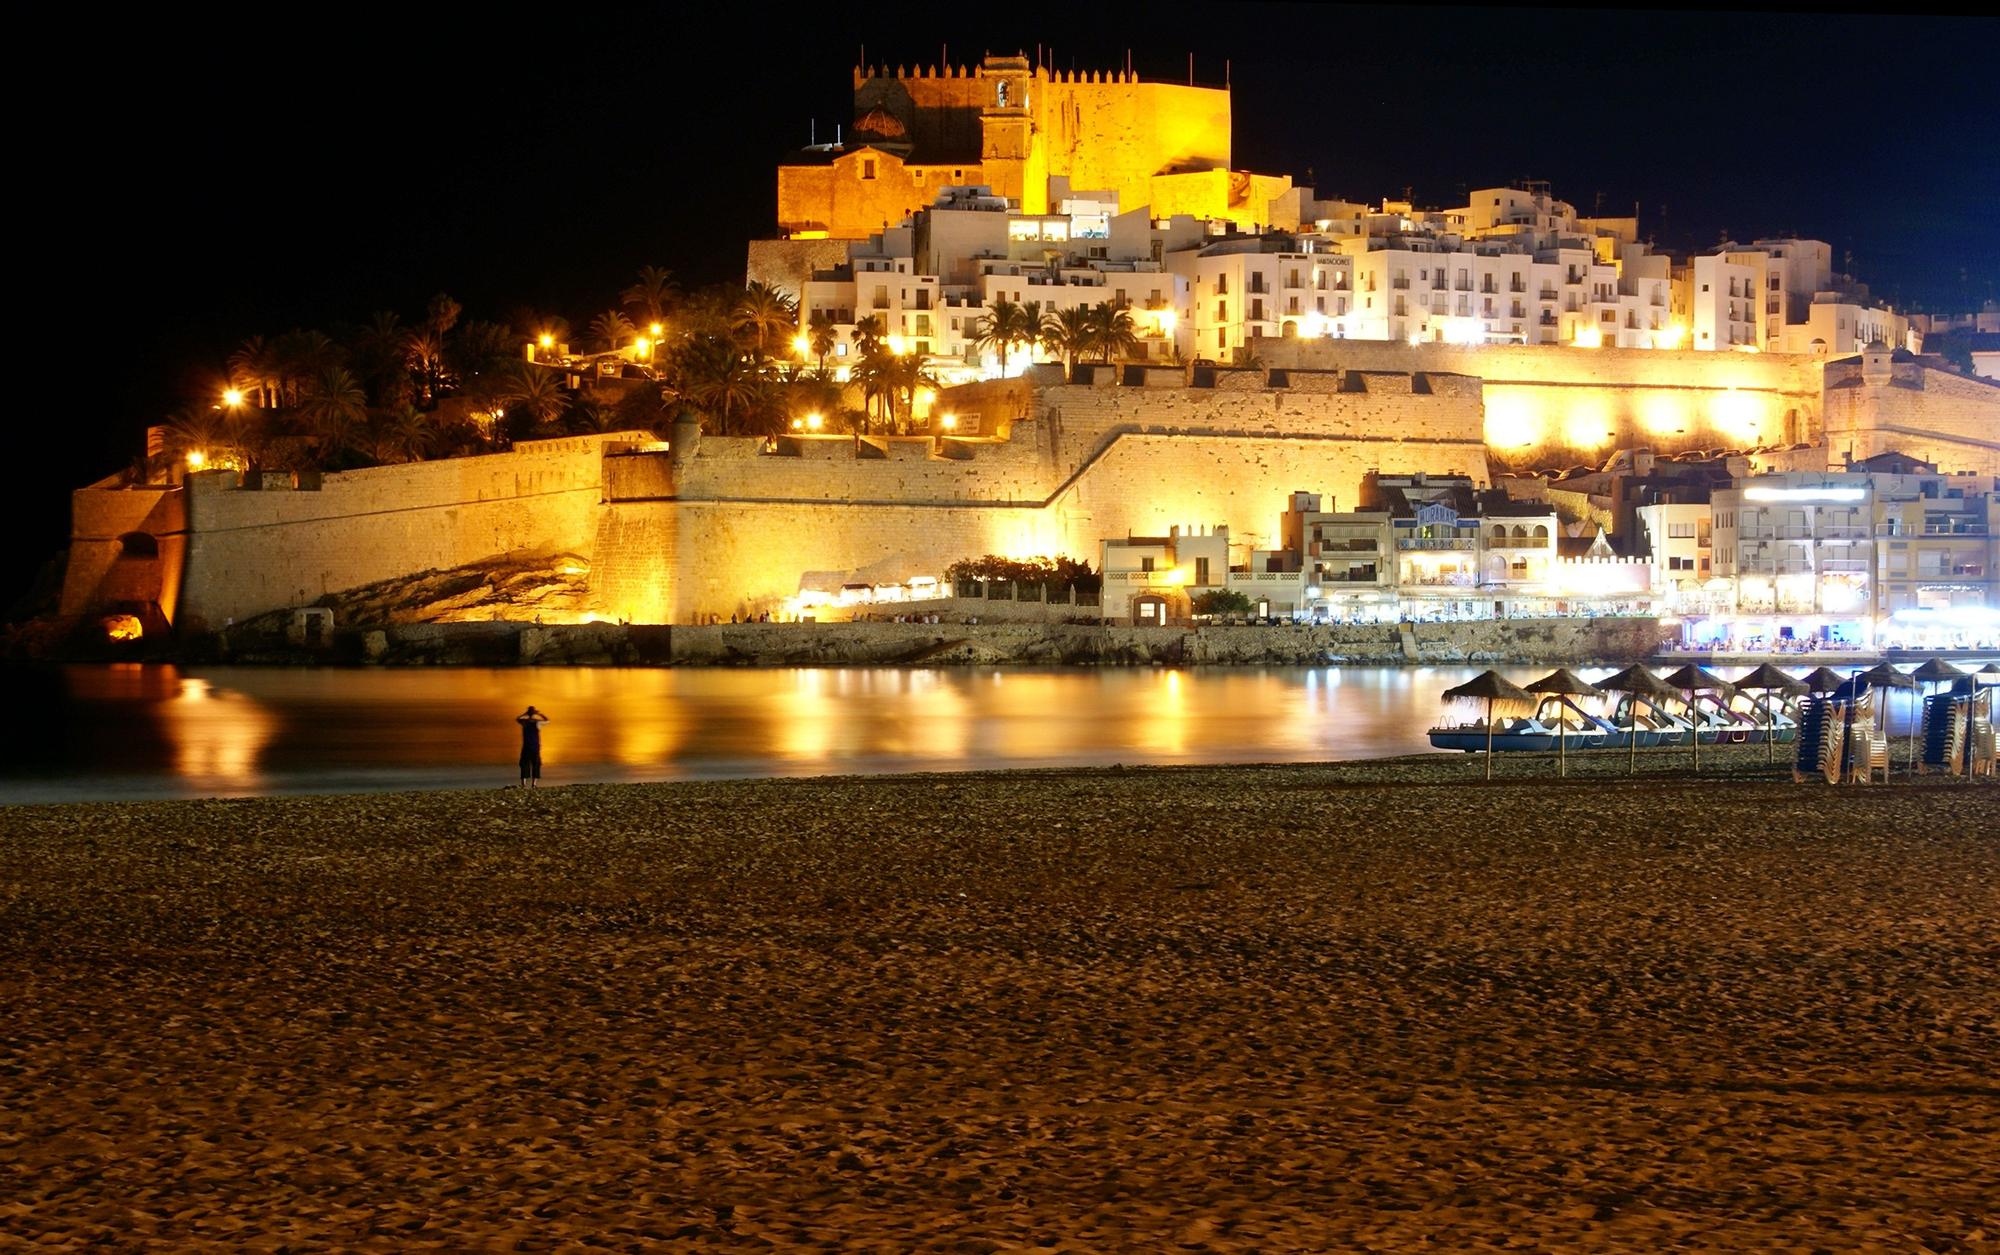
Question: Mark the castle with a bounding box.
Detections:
[59,51,2000,639]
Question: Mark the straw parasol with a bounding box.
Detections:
[1909,658,1967,773]
[1801,666,1848,695]
[1440,670,1533,780]
[1662,664,1738,773]
[1598,664,1681,775]
[1525,667,1605,778]
[1736,663,1808,765]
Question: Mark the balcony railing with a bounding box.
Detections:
[1396,537,1477,551]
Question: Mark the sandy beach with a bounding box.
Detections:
[4,755,1996,1251]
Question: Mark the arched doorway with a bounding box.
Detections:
[1133,594,1171,627]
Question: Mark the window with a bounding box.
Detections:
[862,159,876,180]
[1140,557,1155,572]
[1216,275,1229,295]
[1217,300,1227,321]
[1195,557,1210,585]
[1668,522,1695,538]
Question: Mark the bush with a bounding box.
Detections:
[1191,589,1253,617]
[942,554,1099,592]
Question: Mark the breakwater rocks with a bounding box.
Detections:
[194,615,1666,667]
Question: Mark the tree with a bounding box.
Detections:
[228,336,281,408]
[622,265,679,326]
[425,293,463,339]
[807,310,838,373]
[296,367,369,463]
[403,328,445,405]
[734,281,799,363]
[975,299,1053,374]
[1042,306,1094,377]
[1191,589,1253,617]
[1086,302,1140,363]
[589,309,636,352]
[373,404,439,463]
[498,364,568,429]
[690,352,765,435]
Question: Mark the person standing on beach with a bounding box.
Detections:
[516,706,549,787]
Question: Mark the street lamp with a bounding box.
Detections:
[222,387,245,409]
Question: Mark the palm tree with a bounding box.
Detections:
[881,353,942,433]
[807,311,838,373]
[851,315,887,360]
[228,336,280,408]
[376,404,438,462]
[623,265,679,325]
[1087,302,1140,364]
[424,293,463,338]
[734,281,799,362]
[499,365,569,428]
[403,329,445,405]
[297,367,369,461]
[1042,307,1094,377]
[974,299,1049,374]
[692,360,764,435]
[589,310,636,352]
[272,330,342,407]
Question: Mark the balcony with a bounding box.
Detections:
[1313,539,1380,554]
[1396,537,1477,551]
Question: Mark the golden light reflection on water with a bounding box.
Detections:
[30,660,1979,803]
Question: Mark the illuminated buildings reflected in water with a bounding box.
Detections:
[9,660,1985,805]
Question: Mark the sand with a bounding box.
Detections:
[3,754,1997,1251]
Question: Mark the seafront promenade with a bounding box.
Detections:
[4,756,1994,1249]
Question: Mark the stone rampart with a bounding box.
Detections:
[1260,340,1820,465]
[585,374,1487,622]
[1820,355,2000,475]
[174,435,641,631]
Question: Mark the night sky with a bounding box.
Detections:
[14,5,1997,609]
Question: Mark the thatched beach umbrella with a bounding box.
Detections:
[1802,666,1848,695]
[1525,668,1605,778]
[1736,663,1808,765]
[1662,664,1737,773]
[1909,658,1967,773]
[1441,670,1534,781]
[1598,664,1681,775]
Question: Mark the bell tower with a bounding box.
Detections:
[977,54,1042,213]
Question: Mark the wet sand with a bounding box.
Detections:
[4,754,1997,1250]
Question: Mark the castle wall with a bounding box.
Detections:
[172,436,635,631]
[586,375,1488,623]
[59,480,187,631]
[1260,340,1820,465]
[1820,355,2000,475]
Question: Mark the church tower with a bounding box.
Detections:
[976,56,1044,214]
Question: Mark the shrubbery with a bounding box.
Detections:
[943,555,1101,593]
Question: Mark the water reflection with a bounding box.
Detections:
[2,660,1988,805]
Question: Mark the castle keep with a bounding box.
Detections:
[775,56,1262,240]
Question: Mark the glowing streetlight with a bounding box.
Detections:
[792,334,811,356]
[939,413,957,431]
[538,333,555,350]
[222,388,244,408]
[805,412,824,431]
[649,322,663,338]
[790,417,804,431]
[634,337,652,358]
[185,450,207,470]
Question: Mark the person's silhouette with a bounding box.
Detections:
[516,706,549,787]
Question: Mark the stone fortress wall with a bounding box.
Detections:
[1261,340,1823,464]
[586,366,1490,624]
[1820,347,2000,475]
[141,436,634,632]
[62,347,2000,632]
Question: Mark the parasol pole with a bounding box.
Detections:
[1556,695,1566,778]
[1628,693,1638,776]
[1689,685,1700,774]
[1485,694,1495,781]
